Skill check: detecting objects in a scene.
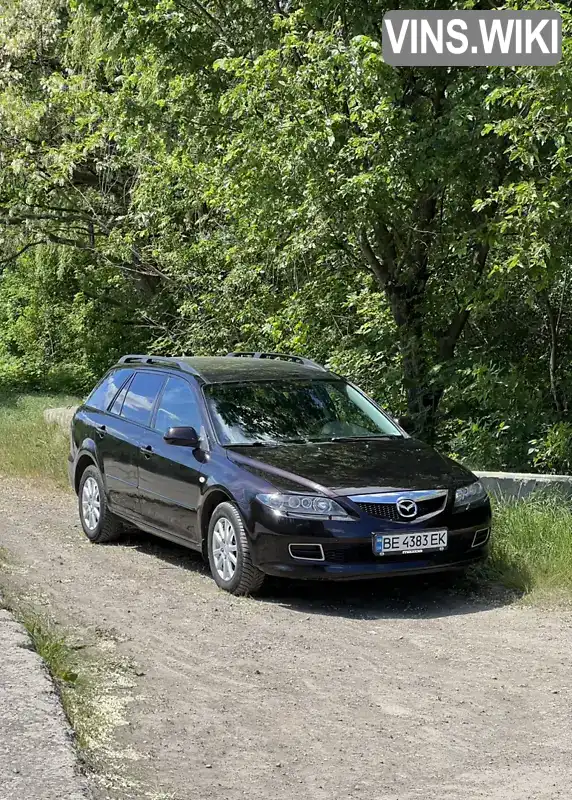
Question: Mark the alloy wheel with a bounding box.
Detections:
[81,476,101,531]
[212,517,238,582]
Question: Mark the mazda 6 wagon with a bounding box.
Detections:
[69,352,491,594]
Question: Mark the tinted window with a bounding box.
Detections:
[205,380,402,445]
[154,377,202,433]
[110,374,133,415]
[121,372,165,427]
[85,369,133,412]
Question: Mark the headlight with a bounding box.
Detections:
[256,493,350,520]
[454,481,487,510]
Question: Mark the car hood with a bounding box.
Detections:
[226,438,476,496]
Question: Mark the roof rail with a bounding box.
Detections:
[226,352,328,372]
[117,355,199,375]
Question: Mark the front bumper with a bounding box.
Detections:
[248,502,491,581]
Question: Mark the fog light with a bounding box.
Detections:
[472,528,490,548]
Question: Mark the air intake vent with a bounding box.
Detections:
[472,528,490,548]
[288,544,325,562]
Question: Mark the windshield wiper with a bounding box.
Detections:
[226,435,400,446]
[226,441,278,447]
[327,435,402,442]
[226,438,306,447]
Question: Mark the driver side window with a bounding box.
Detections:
[154,377,202,433]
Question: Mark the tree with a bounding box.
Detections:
[2,0,572,466]
[203,10,515,439]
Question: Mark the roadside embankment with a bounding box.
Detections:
[0,602,89,800]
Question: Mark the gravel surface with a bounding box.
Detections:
[0,475,571,800]
[0,605,89,800]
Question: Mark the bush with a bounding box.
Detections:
[528,423,572,475]
[0,247,150,396]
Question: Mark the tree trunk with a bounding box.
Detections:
[542,288,563,415]
[401,344,443,443]
[361,226,489,444]
[383,276,442,443]
[392,299,443,444]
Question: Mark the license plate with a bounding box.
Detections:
[373,529,448,556]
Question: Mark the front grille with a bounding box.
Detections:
[356,495,446,522]
[323,543,448,564]
[356,502,401,522]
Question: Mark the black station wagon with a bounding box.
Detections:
[69,353,491,594]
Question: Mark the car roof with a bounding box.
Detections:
[113,355,338,384]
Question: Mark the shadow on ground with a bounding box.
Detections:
[260,569,520,620]
[114,529,521,621]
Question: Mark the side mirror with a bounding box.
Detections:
[163,426,200,448]
[397,416,416,435]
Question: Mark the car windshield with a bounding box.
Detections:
[204,380,403,446]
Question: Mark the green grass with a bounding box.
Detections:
[21,613,81,686]
[484,493,572,599]
[5,599,134,757]
[0,392,81,487]
[0,596,91,745]
[17,611,118,755]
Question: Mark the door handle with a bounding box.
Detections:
[140,445,153,459]
[95,424,106,439]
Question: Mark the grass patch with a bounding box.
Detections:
[484,492,572,598]
[4,599,135,760]
[18,611,104,753]
[1,601,93,747]
[0,392,81,487]
[22,613,81,686]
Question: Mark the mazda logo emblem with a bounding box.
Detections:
[396,498,418,519]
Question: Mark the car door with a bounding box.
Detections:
[108,370,167,518]
[82,367,138,513]
[137,375,205,545]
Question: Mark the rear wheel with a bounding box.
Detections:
[78,465,123,543]
[207,502,265,595]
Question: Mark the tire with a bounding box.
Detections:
[78,465,123,544]
[207,502,265,595]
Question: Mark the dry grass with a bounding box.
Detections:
[0,392,80,487]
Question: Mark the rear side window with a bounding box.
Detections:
[154,377,202,433]
[121,372,166,427]
[85,368,133,412]
[109,374,134,416]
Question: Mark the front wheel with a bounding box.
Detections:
[78,465,123,543]
[207,502,265,595]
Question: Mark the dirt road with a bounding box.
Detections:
[0,476,570,800]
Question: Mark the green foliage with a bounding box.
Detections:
[0,247,150,392]
[529,423,572,476]
[22,614,80,685]
[1,0,572,469]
